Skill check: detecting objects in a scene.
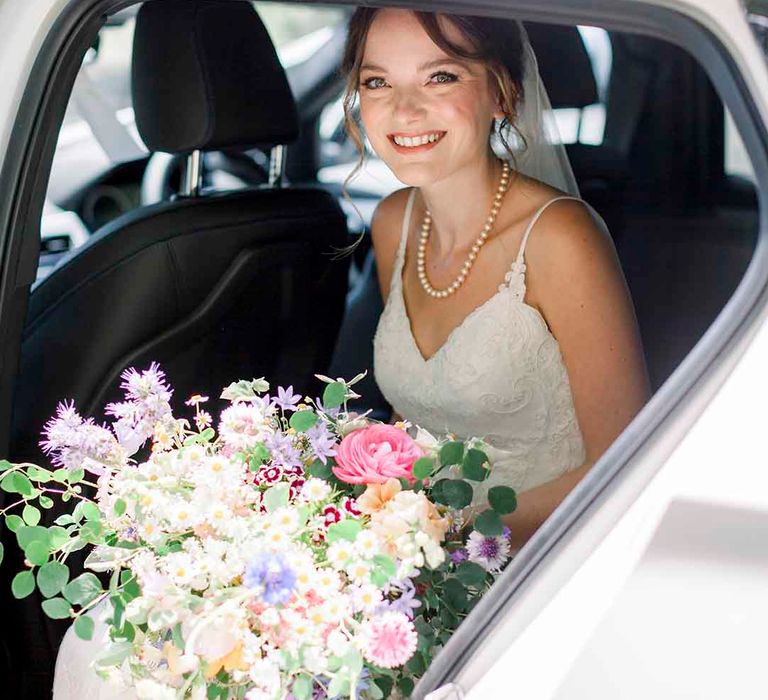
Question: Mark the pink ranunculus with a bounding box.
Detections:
[332,424,422,485]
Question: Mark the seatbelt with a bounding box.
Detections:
[70,65,146,163]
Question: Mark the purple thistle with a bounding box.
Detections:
[274,385,301,412]
[305,422,337,465]
[466,530,511,573]
[243,552,296,605]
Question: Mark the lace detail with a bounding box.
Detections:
[374,192,586,503]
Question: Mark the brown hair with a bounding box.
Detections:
[340,8,527,184]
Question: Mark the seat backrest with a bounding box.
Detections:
[10,0,350,463]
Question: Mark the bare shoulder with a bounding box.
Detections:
[371,187,415,302]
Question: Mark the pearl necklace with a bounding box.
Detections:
[417,160,511,299]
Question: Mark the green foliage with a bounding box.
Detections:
[439,441,465,467]
[42,597,72,619]
[455,561,488,588]
[12,571,35,599]
[461,448,490,481]
[308,459,333,481]
[74,615,95,641]
[292,675,313,700]
[5,514,23,532]
[263,483,290,513]
[0,541,3,567]
[63,572,103,606]
[412,457,434,481]
[25,541,50,566]
[38,495,54,509]
[374,676,394,699]
[22,505,40,526]
[488,485,517,514]
[0,459,12,471]
[219,377,269,403]
[322,382,346,409]
[1,471,34,496]
[406,650,427,675]
[37,561,69,598]
[442,578,469,612]
[474,509,504,537]
[325,518,361,543]
[432,479,473,509]
[113,499,127,517]
[397,676,415,697]
[289,410,317,432]
[79,501,101,522]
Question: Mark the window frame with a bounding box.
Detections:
[0,1,766,696]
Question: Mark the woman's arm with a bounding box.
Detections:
[502,200,651,550]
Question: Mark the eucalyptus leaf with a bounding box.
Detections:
[441,479,473,509]
[292,675,313,700]
[113,499,127,517]
[289,410,317,432]
[0,459,12,471]
[74,615,95,641]
[17,525,51,549]
[461,448,490,481]
[80,502,101,522]
[93,640,133,668]
[325,518,361,543]
[22,505,40,526]
[37,561,69,598]
[42,597,72,619]
[322,382,346,409]
[474,509,504,537]
[219,378,269,403]
[397,677,415,697]
[25,541,50,566]
[63,572,103,606]
[439,440,465,467]
[39,495,54,509]
[5,514,23,532]
[488,485,518,514]
[412,457,434,481]
[443,577,469,611]
[11,571,35,599]
[308,459,333,480]
[262,483,290,513]
[455,561,488,588]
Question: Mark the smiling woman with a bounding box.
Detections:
[341,8,650,550]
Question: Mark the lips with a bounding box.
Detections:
[387,130,446,153]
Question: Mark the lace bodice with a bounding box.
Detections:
[374,189,586,501]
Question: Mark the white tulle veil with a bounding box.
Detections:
[493,22,580,197]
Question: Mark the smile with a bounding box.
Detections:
[388,131,446,151]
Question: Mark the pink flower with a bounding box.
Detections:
[332,424,422,485]
[361,611,418,668]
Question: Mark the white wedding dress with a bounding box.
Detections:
[53,188,588,700]
[374,188,587,503]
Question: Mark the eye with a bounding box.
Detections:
[361,76,388,90]
[429,71,459,85]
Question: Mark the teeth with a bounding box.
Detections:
[393,133,442,147]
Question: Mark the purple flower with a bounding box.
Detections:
[313,396,341,420]
[305,422,337,465]
[40,401,122,475]
[274,385,301,412]
[450,548,469,564]
[377,578,421,619]
[243,551,296,605]
[466,530,510,572]
[263,432,302,470]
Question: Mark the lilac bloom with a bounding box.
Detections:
[305,422,337,465]
[313,396,341,420]
[243,552,296,605]
[263,431,302,470]
[377,577,421,619]
[274,385,301,412]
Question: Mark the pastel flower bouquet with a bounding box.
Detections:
[0,364,518,700]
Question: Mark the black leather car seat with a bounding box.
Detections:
[11,0,349,464]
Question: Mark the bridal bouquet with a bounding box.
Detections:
[0,364,518,699]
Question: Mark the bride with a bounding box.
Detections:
[347,8,650,551]
[53,7,649,698]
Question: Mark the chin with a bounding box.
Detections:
[382,160,442,188]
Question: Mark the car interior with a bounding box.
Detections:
[1,0,761,695]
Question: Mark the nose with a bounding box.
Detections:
[392,87,426,124]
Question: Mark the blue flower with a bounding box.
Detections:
[243,552,297,605]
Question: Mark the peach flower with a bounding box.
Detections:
[356,478,402,514]
[332,424,422,485]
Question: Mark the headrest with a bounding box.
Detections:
[132,0,298,153]
[525,23,599,109]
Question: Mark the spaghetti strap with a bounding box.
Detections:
[389,188,417,291]
[515,195,583,264]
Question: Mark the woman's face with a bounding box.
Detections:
[358,10,502,187]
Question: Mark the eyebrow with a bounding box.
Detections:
[359,57,473,73]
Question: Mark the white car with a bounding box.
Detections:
[0,0,766,699]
